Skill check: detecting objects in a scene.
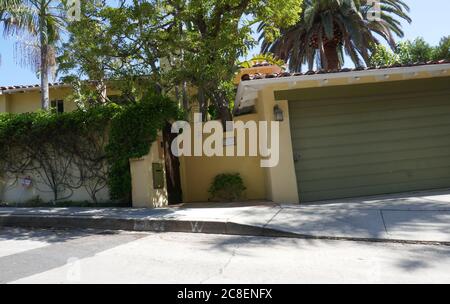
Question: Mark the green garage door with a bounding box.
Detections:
[284,77,450,202]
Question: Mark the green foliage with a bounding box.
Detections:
[106,93,179,200]
[370,37,450,67]
[208,173,247,202]
[0,104,118,202]
[397,38,434,63]
[261,0,411,71]
[0,93,179,203]
[239,53,286,69]
[433,36,450,60]
[369,44,399,67]
[59,0,303,122]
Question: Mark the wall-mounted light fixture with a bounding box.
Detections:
[274,105,284,122]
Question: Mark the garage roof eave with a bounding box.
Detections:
[234,63,450,109]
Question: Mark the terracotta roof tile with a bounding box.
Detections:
[240,60,450,82]
[0,82,67,91]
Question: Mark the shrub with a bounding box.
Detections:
[0,92,179,203]
[208,173,246,202]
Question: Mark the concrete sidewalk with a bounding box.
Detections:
[1,190,450,244]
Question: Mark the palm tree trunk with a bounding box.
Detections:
[323,43,340,71]
[39,1,49,110]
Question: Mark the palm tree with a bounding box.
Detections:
[260,0,411,71]
[0,0,35,64]
[0,0,65,109]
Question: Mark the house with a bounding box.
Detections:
[0,83,166,206]
[179,61,450,204]
[2,61,450,207]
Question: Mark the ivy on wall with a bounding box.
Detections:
[0,93,179,203]
[106,94,179,201]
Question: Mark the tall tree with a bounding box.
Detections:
[164,0,303,123]
[59,0,304,122]
[260,0,411,71]
[1,0,65,109]
[0,0,35,64]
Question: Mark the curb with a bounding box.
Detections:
[1,214,449,246]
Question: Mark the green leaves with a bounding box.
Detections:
[208,173,247,202]
[59,0,304,121]
[369,37,450,67]
[261,0,412,71]
[106,93,179,200]
[0,93,179,202]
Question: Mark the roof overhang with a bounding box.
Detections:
[234,63,450,111]
[0,83,71,95]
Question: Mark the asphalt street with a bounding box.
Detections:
[0,227,449,284]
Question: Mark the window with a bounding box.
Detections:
[51,100,64,114]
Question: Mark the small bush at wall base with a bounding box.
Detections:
[208,173,246,202]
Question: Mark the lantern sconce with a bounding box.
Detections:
[274,105,284,122]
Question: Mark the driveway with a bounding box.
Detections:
[268,189,450,242]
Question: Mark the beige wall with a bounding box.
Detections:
[0,86,118,204]
[180,114,267,203]
[0,95,10,112]
[0,86,121,114]
[130,136,168,208]
[254,87,299,204]
[0,169,110,204]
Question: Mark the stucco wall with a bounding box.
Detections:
[0,86,122,114]
[130,136,168,208]
[0,170,110,204]
[179,114,267,203]
[0,95,10,112]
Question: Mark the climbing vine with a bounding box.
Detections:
[106,93,179,201]
[0,93,179,203]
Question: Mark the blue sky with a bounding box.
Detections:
[0,0,449,86]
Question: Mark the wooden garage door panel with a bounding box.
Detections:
[296,141,450,170]
[289,90,450,117]
[301,177,450,202]
[297,154,450,182]
[292,123,450,148]
[290,100,450,129]
[289,82,450,202]
[300,166,450,193]
[291,112,450,139]
[297,138,450,160]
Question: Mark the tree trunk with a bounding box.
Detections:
[214,90,232,127]
[182,81,189,112]
[96,79,107,103]
[198,87,208,122]
[163,122,183,204]
[39,3,49,110]
[323,42,340,71]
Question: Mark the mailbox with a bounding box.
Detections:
[152,163,165,189]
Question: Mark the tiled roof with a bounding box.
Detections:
[0,82,67,91]
[240,60,450,82]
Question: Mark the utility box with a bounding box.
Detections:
[152,163,165,189]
